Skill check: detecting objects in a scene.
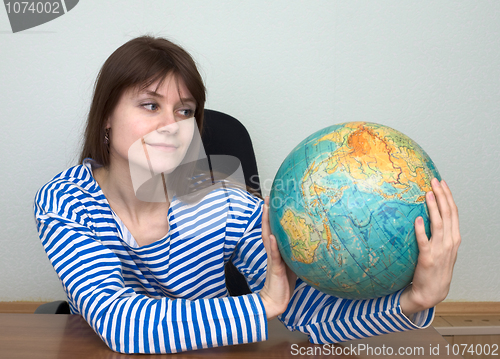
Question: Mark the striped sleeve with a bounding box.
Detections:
[228,196,267,292]
[279,279,435,344]
[34,187,268,354]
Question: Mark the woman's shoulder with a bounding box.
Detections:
[34,159,104,214]
[224,185,263,208]
[201,184,263,219]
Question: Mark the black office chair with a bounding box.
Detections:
[35,109,260,313]
[203,109,261,297]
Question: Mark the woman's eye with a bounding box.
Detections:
[142,103,158,111]
[178,109,194,118]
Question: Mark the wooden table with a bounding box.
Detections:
[0,314,462,358]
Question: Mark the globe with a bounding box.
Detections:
[269,122,440,300]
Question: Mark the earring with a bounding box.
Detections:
[104,128,110,145]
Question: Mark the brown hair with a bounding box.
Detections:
[79,35,206,166]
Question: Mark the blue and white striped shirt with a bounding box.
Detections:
[33,159,434,354]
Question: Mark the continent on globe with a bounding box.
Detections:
[269,122,440,300]
[280,209,320,264]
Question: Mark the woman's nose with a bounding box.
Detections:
[157,112,179,134]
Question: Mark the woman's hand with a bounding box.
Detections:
[259,196,297,321]
[400,178,461,317]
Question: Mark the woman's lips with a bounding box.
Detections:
[147,143,178,152]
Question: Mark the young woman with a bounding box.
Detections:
[34,36,461,354]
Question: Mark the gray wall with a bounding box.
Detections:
[1,1,498,302]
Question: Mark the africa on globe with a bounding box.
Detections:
[269,122,440,300]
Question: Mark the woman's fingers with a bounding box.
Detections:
[414,216,430,252]
[262,197,271,250]
[426,179,445,243]
[440,180,461,249]
[402,178,461,314]
[269,234,282,265]
[262,196,279,272]
[426,189,442,241]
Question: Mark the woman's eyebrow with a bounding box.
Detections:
[138,90,196,104]
[179,97,196,104]
[138,90,163,98]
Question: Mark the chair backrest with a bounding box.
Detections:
[202,109,261,195]
[201,109,261,296]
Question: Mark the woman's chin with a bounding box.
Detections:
[127,158,178,177]
[151,162,182,175]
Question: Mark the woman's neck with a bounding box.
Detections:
[93,162,170,222]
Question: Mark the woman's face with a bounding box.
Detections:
[107,73,196,175]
